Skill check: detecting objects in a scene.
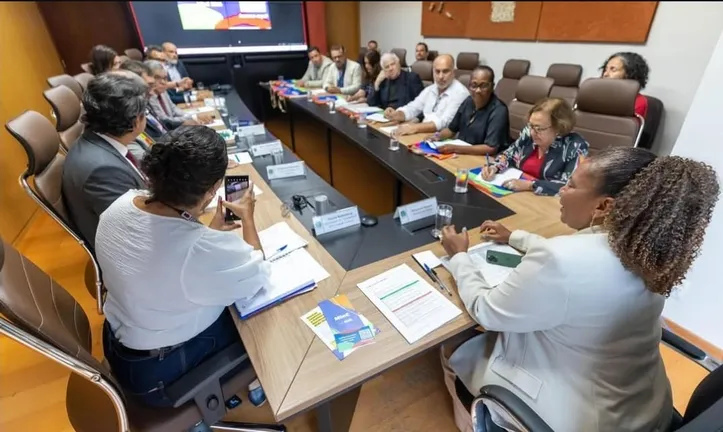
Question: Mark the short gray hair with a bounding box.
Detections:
[381,52,399,68]
[144,59,165,73]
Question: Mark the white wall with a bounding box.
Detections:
[663,28,723,349]
[360,2,723,156]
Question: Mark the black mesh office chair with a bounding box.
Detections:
[471,328,723,431]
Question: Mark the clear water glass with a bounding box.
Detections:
[183,92,192,107]
[278,75,285,82]
[389,137,400,151]
[307,90,313,102]
[357,112,367,128]
[197,82,205,90]
[454,168,469,194]
[229,115,239,132]
[271,148,284,165]
[215,97,227,115]
[328,100,336,114]
[432,204,453,239]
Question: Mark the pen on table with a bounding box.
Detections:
[424,263,453,297]
[268,245,288,260]
[486,155,491,166]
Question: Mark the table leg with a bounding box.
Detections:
[315,386,361,432]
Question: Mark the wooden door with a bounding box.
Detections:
[324,1,360,60]
[37,1,141,75]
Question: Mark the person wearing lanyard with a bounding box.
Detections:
[430,66,509,155]
[385,54,469,136]
[323,44,362,95]
[95,125,269,412]
[482,97,589,196]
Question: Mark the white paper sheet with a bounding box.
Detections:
[258,222,308,261]
[236,248,329,317]
[183,106,215,114]
[206,118,225,128]
[366,113,390,123]
[357,264,462,344]
[228,152,253,165]
[440,242,522,287]
[430,139,472,148]
[379,125,398,135]
[412,250,442,269]
[487,168,524,187]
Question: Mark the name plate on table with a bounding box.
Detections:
[394,197,438,225]
[267,161,305,180]
[313,206,361,236]
[250,140,283,157]
[238,123,266,136]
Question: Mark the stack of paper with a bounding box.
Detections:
[358,264,462,344]
[206,118,226,128]
[301,294,380,360]
[258,222,308,261]
[235,248,330,319]
[440,242,522,287]
[366,113,389,123]
[379,125,398,135]
[228,152,253,165]
[429,139,472,148]
[468,167,526,198]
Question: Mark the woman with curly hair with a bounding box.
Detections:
[601,52,651,118]
[95,126,269,408]
[439,147,719,432]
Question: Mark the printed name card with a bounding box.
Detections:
[393,197,438,225]
[313,206,361,236]
[250,140,283,157]
[267,161,306,180]
[237,123,266,136]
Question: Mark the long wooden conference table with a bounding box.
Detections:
[194,89,573,431]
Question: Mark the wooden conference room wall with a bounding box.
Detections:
[360,1,723,157]
[0,2,64,244]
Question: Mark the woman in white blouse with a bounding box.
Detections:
[96,125,269,408]
[440,147,720,431]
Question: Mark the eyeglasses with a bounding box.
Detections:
[527,123,553,133]
[469,82,493,91]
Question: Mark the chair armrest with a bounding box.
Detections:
[674,396,723,431]
[165,342,250,422]
[477,385,554,432]
[662,328,720,372]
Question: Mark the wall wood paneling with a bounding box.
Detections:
[536,2,658,43]
[325,1,361,59]
[304,1,328,54]
[0,2,64,244]
[37,1,140,75]
[421,1,658,44]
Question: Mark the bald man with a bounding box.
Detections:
[162,42,193,103]
[385,54,469,136]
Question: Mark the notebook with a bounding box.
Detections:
[235,248,330,319]
[258,222,308,261]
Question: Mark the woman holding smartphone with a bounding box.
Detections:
[95,126,269,409]
[439,147,719,431]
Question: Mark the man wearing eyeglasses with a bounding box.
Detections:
[431,66,510,155]
[384,54,469,136]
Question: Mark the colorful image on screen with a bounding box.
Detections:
[177,1,272,30]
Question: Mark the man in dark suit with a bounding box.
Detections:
[367,52,424,110]
[62,72,148,248]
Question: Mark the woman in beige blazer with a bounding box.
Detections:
[440,147,720,432]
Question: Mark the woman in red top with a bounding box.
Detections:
[601,52,650,119]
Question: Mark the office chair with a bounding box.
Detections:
[471,328,723,431]
[0,240,286,432]
[125,48,143,61]
[43,85,84,153]
[5,110,103,314]
[73,72,94,92]
[81,62,93,74]
[47,74,84,100]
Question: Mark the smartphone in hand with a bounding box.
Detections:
[224,175,249,222]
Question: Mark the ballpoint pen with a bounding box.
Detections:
[424,263,453,297]
[268,245,288,260]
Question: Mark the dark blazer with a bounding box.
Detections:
[367,70,424,110]
[61,130,146,248]
[167,60,191,104]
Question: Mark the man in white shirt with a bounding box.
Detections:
[385,54,469,136]
[297,46,333,89]
[323,44,362,95]
[61,71,148,247]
